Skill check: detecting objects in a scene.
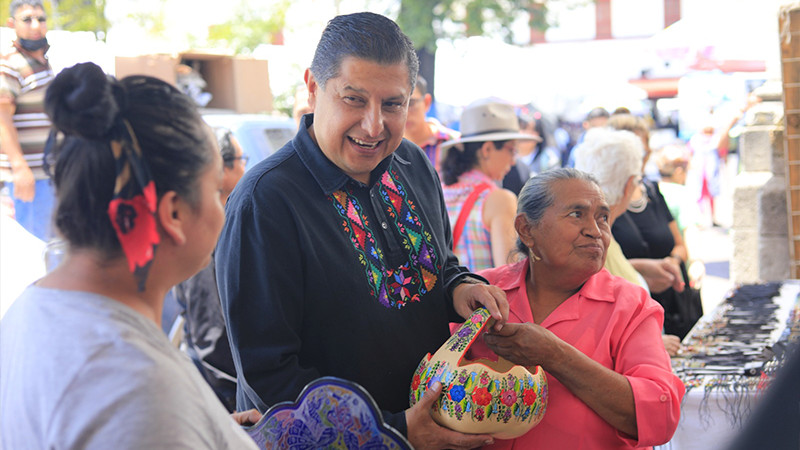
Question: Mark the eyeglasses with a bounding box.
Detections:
[224,154,249,167]
[500,143,517,154]
[16,15,47,24]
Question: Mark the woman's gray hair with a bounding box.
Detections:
[571,127,643,206]
[515,168,599,255]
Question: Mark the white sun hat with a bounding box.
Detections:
[438,98,542,161]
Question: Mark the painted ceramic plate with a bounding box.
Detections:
[245,376,411,449]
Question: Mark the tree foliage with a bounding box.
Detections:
[396,0,588,98]
[1,0,10,23]
[1,0,108,39]
[396,0,440,52]
[52,0,108,37]
[207,0,290,55]
[398,0,589,51]
[126,0,169,40]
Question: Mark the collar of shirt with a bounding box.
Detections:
[12,40,49,63]
[486,259,618,325]
[294,113,400,196]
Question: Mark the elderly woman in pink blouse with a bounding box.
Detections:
[469,167,684,449]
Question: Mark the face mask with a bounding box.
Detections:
[18,37,48,51]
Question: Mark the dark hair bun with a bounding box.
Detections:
[45,62,122,139]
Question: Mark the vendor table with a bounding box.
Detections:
[657,281,800,450]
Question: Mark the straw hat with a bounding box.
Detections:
[439,98,541,161]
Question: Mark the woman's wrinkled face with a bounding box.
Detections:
[529,178,611,277]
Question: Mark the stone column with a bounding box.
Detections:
[731,83,789,283]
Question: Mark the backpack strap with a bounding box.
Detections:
[452,182,492,249]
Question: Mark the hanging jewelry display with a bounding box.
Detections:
[672,281,800,431]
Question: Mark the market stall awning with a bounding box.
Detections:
[649,18,768,75]
[628,77,680,99]
[688,58,767,73]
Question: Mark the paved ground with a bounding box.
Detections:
[691,155,738,315]
[693,225,734,315]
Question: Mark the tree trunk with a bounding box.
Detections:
[417,47,436,101]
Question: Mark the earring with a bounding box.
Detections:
[530,249,541,262]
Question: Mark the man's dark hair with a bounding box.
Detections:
[10,0,44,16]
[214,127,237,169]
[310,12,418,91]
[415,75,428,96]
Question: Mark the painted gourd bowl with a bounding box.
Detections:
[409,307,548,439]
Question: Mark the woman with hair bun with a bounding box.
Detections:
[0,62,259,449]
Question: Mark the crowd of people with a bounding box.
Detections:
[1,2,783,449]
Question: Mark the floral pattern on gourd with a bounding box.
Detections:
[444,309,488,353]
[411,359,547,427]
[409,308,548,429]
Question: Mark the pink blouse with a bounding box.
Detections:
[469,260,684,449]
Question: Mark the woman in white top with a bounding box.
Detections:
[0,62,259,449]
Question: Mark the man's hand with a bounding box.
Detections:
[231,409,262,427]
[11,164,35,202]
[630,257,684,294]
[452,280,509,332]
[406,382,494,450]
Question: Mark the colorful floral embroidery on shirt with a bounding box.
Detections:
[330,169,440,309]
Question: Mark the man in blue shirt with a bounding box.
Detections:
[216,12,508,449]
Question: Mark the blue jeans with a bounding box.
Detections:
[8,179,55,241]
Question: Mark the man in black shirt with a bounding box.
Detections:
[215,12,508,449]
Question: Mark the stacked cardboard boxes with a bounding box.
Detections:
[115,51,272,114]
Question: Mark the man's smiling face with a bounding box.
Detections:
[306,56,411,184]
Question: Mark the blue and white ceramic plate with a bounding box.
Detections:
[245,376,411,450]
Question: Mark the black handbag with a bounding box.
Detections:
[659,260,703,340]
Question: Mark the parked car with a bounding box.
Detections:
[202,111,297,170]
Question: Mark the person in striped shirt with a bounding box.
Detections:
[1,0,56,240]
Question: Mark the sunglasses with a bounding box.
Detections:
[16,15,47,24]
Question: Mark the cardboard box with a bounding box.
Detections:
[114,52,273,114]
[115,54,177,85]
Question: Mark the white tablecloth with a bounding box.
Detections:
[658,381,760,450]
[657,281,800,450]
